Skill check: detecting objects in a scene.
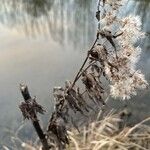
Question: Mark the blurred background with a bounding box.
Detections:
[0,0,149,147]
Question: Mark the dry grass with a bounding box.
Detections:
[67,112,150,150]
[2,110,150,150]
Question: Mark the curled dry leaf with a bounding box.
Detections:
[19,98,45,121]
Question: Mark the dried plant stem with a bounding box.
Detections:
[75,61,96,82]
[20,84,50,150]
[71,34,99,88]
[124,117,150,137]
[71,0,101,89]
[69,136,80,150]
[97,0,101,30]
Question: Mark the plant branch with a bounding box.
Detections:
[75,61,97,82]
[19,84,50,150]
[71,0,103,89]
[71,33,99,88]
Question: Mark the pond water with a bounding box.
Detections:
[0,0,149,145]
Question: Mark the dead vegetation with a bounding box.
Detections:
[2,110,150,150]
[67,111,150,150]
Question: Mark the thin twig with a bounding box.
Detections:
[75,61,96,82]
[97,0,101,30]
[71,34,99,88]
[71,0,103,89]
[124,117,150,137]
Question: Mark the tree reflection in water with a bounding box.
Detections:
[0,0,96,48]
